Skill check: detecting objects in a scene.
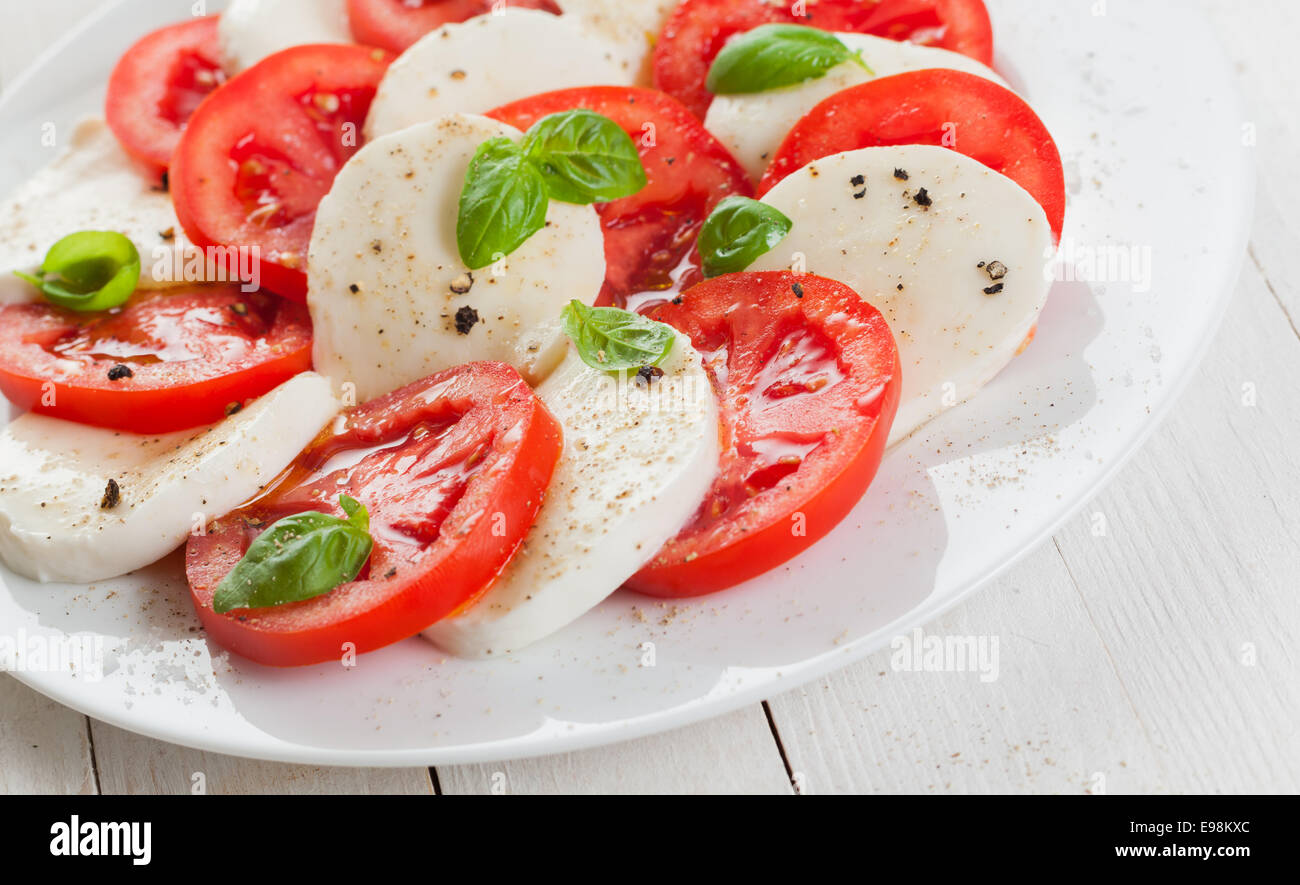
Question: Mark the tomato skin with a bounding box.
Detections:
[653,0,995,119]
[487,86,752,311]
[346,0,562,53]
[758,69,1067,243]
[627,272,901,598]
[185,362,563,667]
[0,286,313,434]
[105,16,225,181]
[170,44,393,301]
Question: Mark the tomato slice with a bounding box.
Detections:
[627,272,901,598]
[654,0,994,118]
[758,69,1066,243]
[346,0,562,53]
[0,286,313,434]
[170,44,393,301]
[185,362,562,667]
[105,16,226,181]
[488,86,752,312]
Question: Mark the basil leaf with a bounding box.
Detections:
[560,300,675,372]
[698,196,793,277]
[212,495,374,615]
[521,109,647,204]
[456,137,549,270]
[705,24,872,95]
[13,231,140,311]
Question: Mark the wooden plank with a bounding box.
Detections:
[438,706,792,795]
[764,543,1165,794]
[89,721,437,795]
[1049,256,1300,793]
[1199,0,1300,328]
[0,676,97,794]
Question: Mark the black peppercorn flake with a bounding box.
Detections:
[913,188,932,207]
[791,282,804,298]
[636,365,665,386]
[455,305,480,335]
[100,479,121,510]
[107,364,134,381]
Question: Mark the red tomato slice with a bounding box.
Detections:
[105,16,226,181]
[758,69,1066,243]
[654,0,994,118]
[170,44,393,301]
[627,271,901,598]
[0,286,313,434]
[186,362,563,667]
[346,0,562,53]
[488,86,752,311]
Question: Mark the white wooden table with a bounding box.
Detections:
[2,0,1297,795]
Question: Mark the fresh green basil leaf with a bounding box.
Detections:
[705,24,872,95]
[13,231,140,311]
[456,136,550,269]
[698,196,793,277]
[560,300,675,372]
[212,495,374,615]
[521,109,647,204]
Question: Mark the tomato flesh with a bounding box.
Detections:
[653,0,995,118]
[758,69,1067,243]
[0,286,313,434]
[105,16,225,180]
[488,86,752,312]
[627,272,901,598]
[170,44,393,301]
[346,0,562,53]
[186,362,563,667]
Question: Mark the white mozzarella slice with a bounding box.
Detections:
[0,119,215,305]
[556,0,677,85]
[219,0,352,74]
[705,33,1008,182]
[308,113,605,401]
[0,373,339,584]
[364,9,634,139]
[424,340,719,658]
[748,145,1053,446]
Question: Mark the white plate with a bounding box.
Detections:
[0,0,1252,766]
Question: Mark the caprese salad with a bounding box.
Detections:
[0,0,1063,667]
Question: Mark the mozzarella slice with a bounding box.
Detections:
[705,33,1008,182]
[365,9,634,139]
[0,373,339,584]
[424,340,719,658]
[747,145,1054,446]
[219,0,352,74]
[0,119,215,305]
[557,0,677,85]
[309,113,605,401]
